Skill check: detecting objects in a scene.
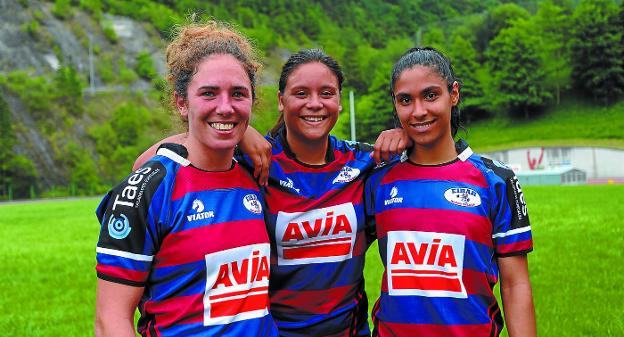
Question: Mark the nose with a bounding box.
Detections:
[216,94,234,116]
[411,100,427,119]
[305,94,323,110]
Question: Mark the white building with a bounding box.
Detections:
[483,147,624,183]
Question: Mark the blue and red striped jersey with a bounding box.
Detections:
[238,128,376,337]
[365,140,533,337]
[96,143,278,337]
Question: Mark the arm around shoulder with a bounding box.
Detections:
[95,278,144,337]
[498,254,536,337]
[133,133,188,170]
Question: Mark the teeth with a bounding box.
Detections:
[210,122,234,131]
[303,116,324,122]
[412,121,433,129]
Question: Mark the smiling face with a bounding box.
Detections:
[393,65,459,154]
[278,62,341,146]
[176,54,252,165]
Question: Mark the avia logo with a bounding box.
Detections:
[187,199,215,222]
[384,186,404,206]
[204,243,271,325]
[108,213,131,239]
[279,177,300,193]
[243,194,262,214]
[275,203,357,265]
[332,166,361,184]
[387,231,467,298]
[444,187,481,207]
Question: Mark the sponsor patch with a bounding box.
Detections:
[387,231,467,298]
[279,178,301,193]
[384,186,403,206]
[242,194,263,214]
[187,199,215,222]
[107,213,131,239]
[332,166,361,184]
[444,187,481,207]
[275,203,357,265]
[204,244,271,326]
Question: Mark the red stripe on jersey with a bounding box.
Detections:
[273,150,357,174]
[382,161,488,188]
[209,292,269,318]
[497,239,533,255]
[155,219,269,267]
[283,242,352,259]
[271,284,354,315]
[144,294,204,327]
[392,274,463,292]
[381,269,493,296]
[265,179,363,213]
[172,164,258,200]
[377,321,492,337]
[209,286,269,300]
[377,208,492,246]
[283,236,352,247]
[352,232,367,256]
[96,264,148,283]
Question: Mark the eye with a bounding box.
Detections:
[320,89,336,97]
[396,95,411,105]
[232,90,247,99]
[201,90,216,98]
[424,91,438,100]
[294,90,307,97]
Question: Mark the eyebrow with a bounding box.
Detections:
[197,85,250,91]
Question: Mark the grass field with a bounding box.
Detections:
[1,185,623,336]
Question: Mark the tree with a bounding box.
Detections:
[570,0,624,104]
[447,33,487,121]
[475,3,530,56]
[53,65,84,116]
[487,19,551,119]
[534,0,574,105]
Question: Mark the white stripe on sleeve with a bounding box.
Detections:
[96,247,154,262]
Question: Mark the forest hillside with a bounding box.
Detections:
[0,0,622,199]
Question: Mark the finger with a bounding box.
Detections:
[378,136,392,163]
[260,152,270,186]
[385,137,400,161]
[252,154,262,179]
[373,136,385,164]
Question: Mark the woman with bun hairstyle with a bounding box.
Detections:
[95,21,278,337]
[365,47,536,337]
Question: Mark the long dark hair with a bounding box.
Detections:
[269,48,344,137]
[390,47,462,137]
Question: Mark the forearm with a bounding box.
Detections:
[501,281,536,337]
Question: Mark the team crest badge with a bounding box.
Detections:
[243,194,262,214]
[444,187,481,207]
[332,166,360,184]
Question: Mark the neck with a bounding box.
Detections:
[409,136,457,165]
[183,138,234,171]
[286,132,329,165]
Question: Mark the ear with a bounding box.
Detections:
[450,81,460,106]
[174,92,188,117]
[338,105,343,112]
[277,91,284,113]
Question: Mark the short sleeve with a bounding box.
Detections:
[484,158,533,257]
[95,161,168,286]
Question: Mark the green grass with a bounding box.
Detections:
[1,185,623,336]
[462,100,624,152]
[364,185,624,336]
